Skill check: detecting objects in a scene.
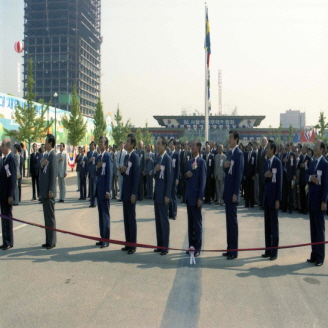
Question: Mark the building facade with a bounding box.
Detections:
[280,109,306,129]
[23,0,101,117]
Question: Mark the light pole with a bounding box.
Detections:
[53,92,58,144]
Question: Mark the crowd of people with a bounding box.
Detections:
[0,131,327,266]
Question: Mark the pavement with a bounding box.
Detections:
[0,176,327,328]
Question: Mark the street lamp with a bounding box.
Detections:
[53,92,58,144]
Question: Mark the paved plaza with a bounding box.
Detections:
[1,175,327,328]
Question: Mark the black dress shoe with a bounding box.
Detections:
[42,243,49,248]
[0,245,4,249]
[46,244,56,250]
[128,249,136,254]
[172,217,176,220]
[154,249,162,252]
[2,245,12,251]
[222,252,229,257]
[194,252,200,257]
[262,254,271,258]
[160,250,168,255]
[78,198,83,200]
[270,256,277,261]
[101,243,109,248]
[89,205,96,208]
[227,255,238,260]
[315,262,323,266]
[307,259,316,263]
[121,246,129,251]
[186,251,190,255]
[96,241,102,246]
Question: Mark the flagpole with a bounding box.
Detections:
[205,4,209,142]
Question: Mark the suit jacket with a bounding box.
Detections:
[37,152,43,176]
[19,154,23,179]
[87,150,98,179]
[306,157,328,211]
[122,151,140,201]
[57,152,67,178]
[282,151,296,181]
[244,150,257,177]
[257,147,267,177]
[203,153,214,178]
[0,152,17,201]
[13,152,20,178]
[116,149,127,174]
[0,157,3,171]
[79,155,88,177]
[137,149,146,173]
[39,149,58,199]
[29,152,39,176]
[180,150,191,176]
[298,153,312,185]
[111,152,117,176]
[145,152,155,175]
[185,156,207,206]
[154,152,173,204]
[223,147,244,203]
[214,153,226,180]
[263,156,283,209]
[75,154,81,172]
[170,150,180,182]
[95,151,112,200]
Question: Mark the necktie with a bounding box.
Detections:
[248,152,251,162]
[3,156,6,162]
[314,159,318,171]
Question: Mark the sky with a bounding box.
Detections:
[1,0,328,129]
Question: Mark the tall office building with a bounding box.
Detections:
[23,0,101,116]
[280,109,306,129]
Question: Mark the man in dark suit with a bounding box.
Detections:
[282,142,296,213]
[88,141,98,208]
[298,145,312,215]
[0,138,17,250]
[95,136,112,248]
[306,140,328,266]
[257,137,268,209]
[136,141,146,201]
[30,142,39,201]
[79,147,88,200]
[223,130,244,260]
[169,139,180,220]
[120,134,140,254]
[244,142,257,208]
[153,136,173,255]
[185,140,206,256]
[39,134,58,249]
[75,146,82,192]
[18,145,24,202]
[203,144,214,204]
[180,142,191,203]
[262,140,282,260]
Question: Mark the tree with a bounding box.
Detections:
[4,58,51,176]
[288,124,294,143]
[273,123,282,144]
[61,85,87,148]
[314,112,328,142]
[135,128,143,146]
[111,104,131,145]
[93,97,107,143]
[142,121,153,146]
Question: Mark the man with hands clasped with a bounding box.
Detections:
[153,137,173,255]
[306,140,328,266]
[262,140,282,261]
[223,130,244,260]
[185,140,206,257]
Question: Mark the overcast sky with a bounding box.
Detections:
[1,0,327,128]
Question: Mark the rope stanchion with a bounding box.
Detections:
[1,213,328,252]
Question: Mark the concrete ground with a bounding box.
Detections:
[1,176,327,328]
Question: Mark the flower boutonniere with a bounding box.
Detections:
[192,159,198,170]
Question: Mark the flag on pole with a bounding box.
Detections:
[205,7,211,68]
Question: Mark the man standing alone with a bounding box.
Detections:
[57,143,67,202]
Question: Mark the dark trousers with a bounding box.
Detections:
[204,177,212,203]
[31,174,39,199]
[259,176,264,207]
[169,185,177,218]
[299,183,308,213]
[186,202,202,252]
[146,174,153,199]
[282,174,293,212]
[154,202,170,249]
[138,174,144,201]
[211,178,216,200]
[180,178,186,202]
[1,201,13,247]
[309,209,325,264]
[89,177,96,206]
[42,198,56,246]
[18,179,22,202]
[123,201,137,250]
[264,203,279,257]
[80,175,86,199]
[225,202,238,256]
[97,198,110,243]
[245,176,254,207]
